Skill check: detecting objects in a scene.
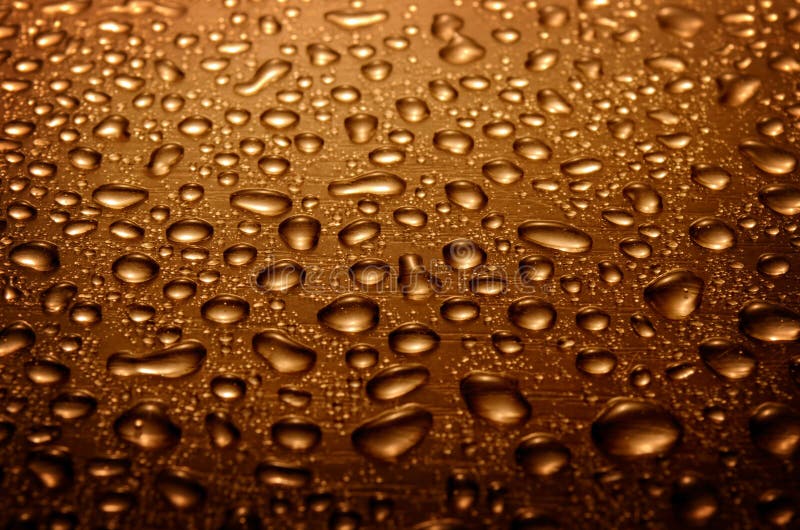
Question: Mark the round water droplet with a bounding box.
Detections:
[113,401,181,451]
[201,294,250,324]
[591,398,682,458]
[317,294,379,333]
[749,402,800,458]
[112,253,160,284]
[688,217,736,250]
[166,218,213,244]
[388,323,440,355]
[738,301,800,342]
[508,296,557,331]
[460,372,531,427]
[271,416,322,452]
[279,215,321,251]
[9,240,60,272]
[643,270,704,320]
[515,433,571,476]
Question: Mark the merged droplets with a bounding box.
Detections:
[146,143,184,177]
[438,33,485,65]
[107,340,207,379]
[252,329,317,373]
[328,171,406,197]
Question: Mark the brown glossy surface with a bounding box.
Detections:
[1,0,800,528]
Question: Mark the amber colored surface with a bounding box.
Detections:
[1,0,800,528]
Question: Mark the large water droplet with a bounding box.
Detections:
[460,372,531,427]
[252,329,317,373]
[317,294,380,333]
[643,270,704,320]
[351,404,433,461]
[591,398,682,458]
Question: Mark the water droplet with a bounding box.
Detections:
[759,184,800,216]
[0,321,35,357]
[688,217,736,250]
[388,323,440,355]
[514,433,571,476]
[328,171,406,197]
[749,402,800,458]
[433,130,474,155]
[591,398,682,458]
[113,401,181,450]
[230,189,292,217]
[442,239,486,270]
[518,220,592,253]
[166,218,213,244]
[366,364,430,401]
[9,240,60,272]
[107,339,207,379]
[698,337,756,380]
[460,372,531,427]
[112,253,160,284]
[738,301,800,342]
[252,329,317,373]
[271,416,322,452]
[317,294,380,333]
[279,215,321,251]
[351,404,433,461]
[739,140,797,175]
[201,294,250,324]
[643,270,704,320]
[146,143,184,177]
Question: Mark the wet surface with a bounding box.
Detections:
[1,0,800,528]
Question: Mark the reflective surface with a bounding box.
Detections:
[1,0,800,528]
